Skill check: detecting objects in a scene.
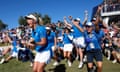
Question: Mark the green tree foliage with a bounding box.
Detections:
[0,20,8,31]
[18,16,27,26]
[18,12,51,26]
[30,12,51,25]
[31,12,42,20]
[42,14,51,25]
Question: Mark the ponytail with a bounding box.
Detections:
[38,17,44,25]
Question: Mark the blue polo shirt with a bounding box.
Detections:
[57,28,63,37]
[57,41,64,48]
[84,31,101,51]
[31,25,48,52]
[72,23,84,38]
[12,40,18,52]
[63,33,73,44]
[47,32,56,49]
[95,29,105,44]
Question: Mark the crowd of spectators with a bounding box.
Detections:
[102,0,120,12]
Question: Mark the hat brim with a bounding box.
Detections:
[25,16,33,19]
[91,19,96,22]
[86,24,93,27]
[74,19,80,22]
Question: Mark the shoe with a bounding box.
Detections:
[112,59,117,64]
[93,65,97,71]
[83,55,87,63]
[78,61,83,68]
[30,63,33,67]
[68,60,72,67]
[0,58,5,64]
[76,56,79,60]
[64,58,68,62]
[107,57,110,60]
[53,61,59,66]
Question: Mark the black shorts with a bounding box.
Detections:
[86,49,103,63]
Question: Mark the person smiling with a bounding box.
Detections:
[84,22,103,72]
[25,14,50,72]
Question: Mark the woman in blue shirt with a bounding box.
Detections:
[63,27,73,67]
[45,26,57,62]
[64,17,86,68]
[84,22,103,72]
[25,14,50,72]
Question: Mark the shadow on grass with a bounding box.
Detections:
[48,64,66,72]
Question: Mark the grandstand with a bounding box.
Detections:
[92,0,120,27]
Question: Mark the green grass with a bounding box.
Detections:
[0,57,120,72]
[0,43,11,46]
[0,59,32,72]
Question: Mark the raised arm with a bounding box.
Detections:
[82,17,88,26]
[63,16,72,28]
[73,23,84,33]
[82,10,88,25]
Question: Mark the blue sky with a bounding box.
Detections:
[0,0,102,29]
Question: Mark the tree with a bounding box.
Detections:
[0,20,8,31]
[31,12,42,19]
[31,12,51,25]
[18,16,27,26]
[42,14,51,25]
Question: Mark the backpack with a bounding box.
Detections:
[18,49,29,62]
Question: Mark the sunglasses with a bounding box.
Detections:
[86,26,92,28]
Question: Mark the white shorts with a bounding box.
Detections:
[34,50,50,64]
[52,46,56,51]
[63,44,73,52]
[73,37,86,48]
[59,47,63,50]
[11,52,18,58]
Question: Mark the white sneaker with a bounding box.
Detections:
[107,57,110,60]
[112,59,117,64]
[0,58,5,64]
[78,61,83,68]
[76,56,79,60]
[83,55,87,63]
[93,65,97,71]
[68,60,72,67]
[30,63,33,67]
[53,61,59,66]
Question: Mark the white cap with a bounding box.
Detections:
[74,18,80,22]
[76,18,80,21]
[45,27,51,30]
[57,36,63,40]
[25,14,37,22]
[91,17,96,21]
[86,22,93,26]
[70,29,74,32]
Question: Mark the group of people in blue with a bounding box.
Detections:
[0,6,106,72]
[22,12,104,72]
[0,13,105,72]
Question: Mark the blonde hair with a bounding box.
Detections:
[38,17,44,25]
